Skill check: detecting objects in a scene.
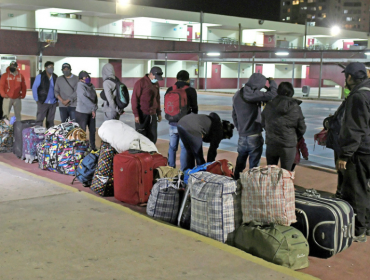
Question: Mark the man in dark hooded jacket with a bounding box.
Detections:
[232,73,277,179]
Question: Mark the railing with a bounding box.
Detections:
[0,25,354,50]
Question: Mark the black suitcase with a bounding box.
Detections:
[292,189,355,258]
[13,120,38,158]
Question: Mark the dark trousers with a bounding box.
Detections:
[177,125,205,171]
[59,106,76,122]
[334,151,344,198]
[75,111,96,150]
[234,135,264,180]
[0,95,3,119]
[341,153,370,236]
[135,114,158,144]
[266,144,296,171]
[36,102,57,129]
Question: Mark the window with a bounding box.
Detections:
[300,0,305,2]
[287,16,291,20]
[322,13,327,18]
[301,6,307,9]
[307,0,314,2]
[288,8,291,12]
[307,14,312,18]
[293,0,299,4]
[318,6,322,10]
[311,7,316,10]
[50,12,82,19]
[344,10,348,13]
[346,17,353,21]
[343,2,361,7]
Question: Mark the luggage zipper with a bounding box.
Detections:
[296,198,338,254]
[296,208,309,240]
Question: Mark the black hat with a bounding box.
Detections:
[342,62,367,78]
[79,70,91,80]
[222,120,235,140]
[62,63,71,70]
[10,61,18,68]
[150,66,163,81]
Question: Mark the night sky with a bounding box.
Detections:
[132,0,280,22]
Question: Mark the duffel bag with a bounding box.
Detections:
[234,221,309,270]
[72,150,100,187]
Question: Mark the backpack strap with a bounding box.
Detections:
[172,85,178,90]
[358,87,370,91]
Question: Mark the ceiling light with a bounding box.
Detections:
[207,53,221,56]
[118,0,130,4]
[275,52,289,56]
[330,26,341,36]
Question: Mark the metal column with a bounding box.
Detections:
[304,18,307,50]
[318,52,323,98]
[252,52,255,72]
[292,62,295,86]
[204,61,208,91]
[164,53,168,88]
[197,55,200,90]
[197,11,203,90]
[237,23,242,89]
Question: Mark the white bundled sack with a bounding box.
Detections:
[98,120,158,153]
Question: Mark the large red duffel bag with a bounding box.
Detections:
[113,151,168,205]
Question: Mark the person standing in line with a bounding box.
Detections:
[55,63,79,122]
[336,62,370,242]
[262,82,306,171]
[101,63,122,121]
[0,61,27,121]
[32,61,58,128]
[131,66,163,144]
[76,71,98,150]
[232,73,278,180]
[165,70,198,170]
[0,71,3,119]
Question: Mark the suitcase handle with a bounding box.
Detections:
[302,188,321,198]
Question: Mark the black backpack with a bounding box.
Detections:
[100,77,130,110]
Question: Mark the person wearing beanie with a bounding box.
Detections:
[75,71,98,150]
[0,61,27,121]
[54,63,79,122]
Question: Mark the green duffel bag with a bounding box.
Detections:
[234,221,309,270]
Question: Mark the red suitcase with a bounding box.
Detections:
[113,151,168,205]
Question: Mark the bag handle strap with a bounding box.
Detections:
[63,76,75,91]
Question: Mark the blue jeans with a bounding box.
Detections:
[59,106,76,122]
[168,125,187,170]
[234,135,264,180]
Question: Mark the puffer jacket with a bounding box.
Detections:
[262,95,306,148]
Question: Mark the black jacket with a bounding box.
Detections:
[325,100,346,154]
[339,79,370,161]
[232,73,277,137]
[178,112,223,162]
[262,95,306,148]
[166,81,198,125]
[37,71,58,104]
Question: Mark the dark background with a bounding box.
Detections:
[129,0,280,22]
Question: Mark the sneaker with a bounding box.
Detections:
[354,233,367,243]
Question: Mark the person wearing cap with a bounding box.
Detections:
[0,61,27,121]
[76,71,98,150]
[165,70,198,170]
[32,61,58,128]
[336,62,370,242]
[131,66,163,143]
[101,63,122,121]
[54,63,79,122]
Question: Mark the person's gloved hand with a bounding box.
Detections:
[10,116,16,125]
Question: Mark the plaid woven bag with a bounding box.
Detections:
[147,178,184,224]
[0,120,13,153]
[189,171,242,244]
[240,165,296,226]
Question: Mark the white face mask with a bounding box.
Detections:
[151,78,158,84]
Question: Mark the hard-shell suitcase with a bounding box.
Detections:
[90,142,117,197]
[13,120,37,158]
[113,151,168,205]
[22,126,45,163]
[292,189,355,258]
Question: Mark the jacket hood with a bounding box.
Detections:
[208,112,221,122]
[246,73,266,90]
[271,95,302,115]
[102,63,115,80]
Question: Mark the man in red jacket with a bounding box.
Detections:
[0,61,27,121]
[131,66,163,144]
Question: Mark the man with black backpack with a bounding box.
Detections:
[164,70,198,170]
[101,63,129,121]
[131,66,163,144]
[55,63,78,122]
[232,73,277,180]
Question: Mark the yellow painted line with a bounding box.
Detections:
[0,161,318,280]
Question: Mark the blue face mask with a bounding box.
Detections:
[151,78,158,84]
[84,77,91,84]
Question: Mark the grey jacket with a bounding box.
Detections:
[102,63,120,114]
[54,74,79,107]
[76,82,98,114]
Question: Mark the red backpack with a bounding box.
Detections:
[164,85,188,122]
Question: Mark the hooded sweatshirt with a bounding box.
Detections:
[232,73,277,137]
[102,63,120,114]
[76,81,98,114]
[0,67,27,99]
[261,95,306,148]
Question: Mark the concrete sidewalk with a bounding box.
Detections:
[0,163,313,280]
